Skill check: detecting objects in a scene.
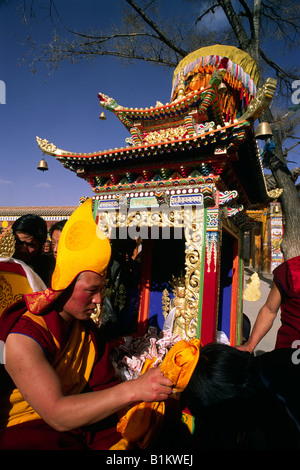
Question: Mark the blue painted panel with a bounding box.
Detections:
[218,232,234,339]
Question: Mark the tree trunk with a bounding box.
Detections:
[261,106,300,260]
[219,0,300,261]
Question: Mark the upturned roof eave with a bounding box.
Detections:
[38,119,250,162]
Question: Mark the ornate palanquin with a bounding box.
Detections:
[37,44,277,347]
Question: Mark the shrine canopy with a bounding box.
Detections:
[171,44,260,122]
[36,44,277,209]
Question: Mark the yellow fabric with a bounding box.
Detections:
[111,402,165,450]
[109,438,137,450]
[51,198,111,291]
[140,356,157,374]
[53,319,96,396]
[0,271,33,317]
[173,44,259,86]
[160,338,200,392]
[110,338,200,450]
[1,316,96,427]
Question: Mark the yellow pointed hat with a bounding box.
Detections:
[51,198,111,291]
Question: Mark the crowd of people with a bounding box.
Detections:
[0,198,299,450]
[9,215,67,286]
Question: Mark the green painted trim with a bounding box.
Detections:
[189,206,207,436]
[237,236,244,344]
[92,198,98,222]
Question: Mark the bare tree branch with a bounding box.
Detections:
[195,3,220,24]
[259,47,298,91]
[261,0,300,41]
[125,0,188,57]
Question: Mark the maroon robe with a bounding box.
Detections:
[0,299,123,450]
[273,255,300,349]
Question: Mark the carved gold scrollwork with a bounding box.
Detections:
[97,206,204,340]
[183,208,203,338]
[238,78,277,122]
[36,137,58,155]
[267,188,283,199]
[143,125,187,144]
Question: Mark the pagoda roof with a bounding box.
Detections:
[36,45,277,210]
[37,119,248,160]
[36,118,270,208]
[0,206,76,219]
[97,83,225,133]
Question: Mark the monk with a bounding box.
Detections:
[0,199,173,450]
[238,255,300,353]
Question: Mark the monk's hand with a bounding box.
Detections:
[132,367,173,403]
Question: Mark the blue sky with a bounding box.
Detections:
[0,0,177,206]
[0,0,299,207]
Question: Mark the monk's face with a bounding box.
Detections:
[61,271,106,322]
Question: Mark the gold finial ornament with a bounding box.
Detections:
[0,228,15,258]
[176,70,185,100]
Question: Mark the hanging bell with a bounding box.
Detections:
[99,111,106,120]
[218,82,227,94]
[37,158,49,171]
[255,122,273,139]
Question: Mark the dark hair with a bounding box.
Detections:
[49,219,67,238]
[12,214,47,246]
[181,344,300,450]
[182,343,257,412]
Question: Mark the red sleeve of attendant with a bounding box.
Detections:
[273,256,300,297]
[273,261,289,294]
[286,256,300,295]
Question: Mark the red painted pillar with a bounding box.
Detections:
[199,243,220,345]
[229,240,239,344]
[137,239,153,336]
